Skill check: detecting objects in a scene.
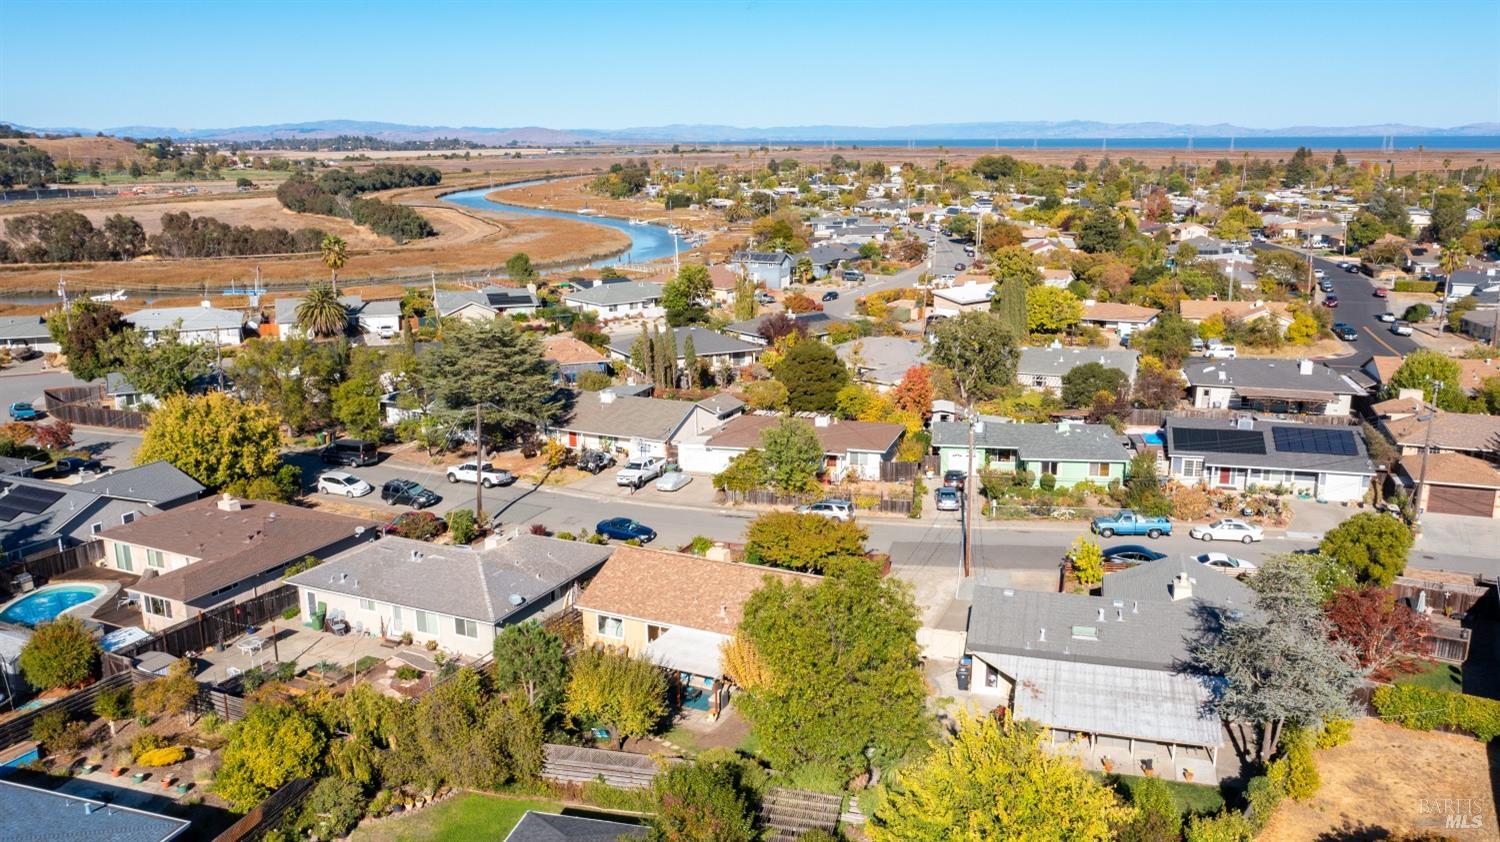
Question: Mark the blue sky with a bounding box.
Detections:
[2,0,1496,131]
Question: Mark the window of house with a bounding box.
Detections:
[144,596,172,618]
[90,522,102,535]
[113,543,133,572]
[1039,461,1060,476]
[454,617,478,638]
[1181,458,1203,479]
[359,598,376,612]
[596,614,624,639]
[1089,462,1110,477]
[647,624,667,642]
[415,611,435,634]
[1031,376,1047,388]
[147,549,164,569]
[121,511,139,524]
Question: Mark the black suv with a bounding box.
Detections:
[577,449,616,475]
[321,438,379,467]
[381,479,440,509]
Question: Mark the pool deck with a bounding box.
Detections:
[52,567,143,630]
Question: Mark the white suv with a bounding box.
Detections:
[796,499,854,522]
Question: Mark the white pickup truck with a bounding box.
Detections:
[616,457,667,487]
[445,462,515,487]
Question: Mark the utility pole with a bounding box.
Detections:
[1413,406,1437,529]
[474,402,486,525]
[962,410,980,578]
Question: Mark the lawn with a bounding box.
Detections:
[1104,773,1226,816]
[1393,659,1462,693]
[350,794,560,842]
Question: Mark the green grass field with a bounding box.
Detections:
[350,794,560,842]
[1394,659,1463,693]
[1104,773,1226,816]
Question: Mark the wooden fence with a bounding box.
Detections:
[41,385,148,430]
[879,461,922,482]
[720,488,912,516]
[541,743,672,789]
[761,788,843,841]
[1393,575,1489,617]
[212,777,315,842]
[113,586,300,660]
[4,541,103,585]
[0,671,136,751]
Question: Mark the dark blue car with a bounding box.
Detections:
[1102,544,1169,564]
[596,517,656,543]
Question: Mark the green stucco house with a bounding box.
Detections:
[931,419,1130,488]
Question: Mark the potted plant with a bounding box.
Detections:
[1182,768,1194,782]
[1100,756,1114,773]
[132,771,148,784]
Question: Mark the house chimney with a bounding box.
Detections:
[1170,572,1194,601]
[216,493,242,512]
[814,415,831,427]
[1299,358,1314,376]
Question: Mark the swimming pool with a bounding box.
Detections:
[1141,431,1165,446]
[0,584,105,627]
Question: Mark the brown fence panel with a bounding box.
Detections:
[42,386,148,431]
[212,777,315,842]
[114,586,300,660]
[5,541,104,583]
[0,671,136,751]
[880,461,921,483]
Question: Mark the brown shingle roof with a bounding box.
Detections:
[112,497,375,603]
[542,335,607,366]
[706,414,904,455]
[1402,452,1500,489]
[708,264,742,290]
[575,546,819,635]
[1384,412,1500,454]
[1083,302,1160,323]
[1456,358,1500,394]
[1366,355,1403,385]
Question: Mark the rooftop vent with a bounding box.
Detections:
[1170,572,1194,602]
[409,549,423,563]
[216,493,242,512]
[1299,358,1314,376]
[508,593,525,606]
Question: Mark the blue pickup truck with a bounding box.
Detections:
[1091,509,1173,539]
[8,402,38,422]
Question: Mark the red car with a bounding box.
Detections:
[1373,287,1389,298]
[1323,295,1339,308]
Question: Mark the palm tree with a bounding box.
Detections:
[296,284,348,338]
[1437,241,1469,337]
[320,234,347,293]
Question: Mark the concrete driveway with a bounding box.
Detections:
[1414,514,1500,577]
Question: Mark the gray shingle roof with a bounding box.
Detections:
[725,312,843,341]
[74,461,206,508]
[0,455,44,476]
[967,585,1205,671]
[552,390,698,442]
[272,295,362,326]
[1017,347,1139,380]
[1182,358,1364,397]
[836,337,925,385]
[1102,557,1255,608]
[562,281,662,307]
[289,535,613,624]
[0,316,49,342]
[0,779,190,842]
[605,327,759,360]
[125,306,243,332]
[1165,417,1375,475]
[504,811,646,842]
[930,420,1131,463]
[732,251,792,266]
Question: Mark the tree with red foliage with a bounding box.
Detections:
[1324,586,1430,679]
[782,292,822,314]
[32,420,74,452]
[891,366,934,419]
[757,312,806,344]
[1142,188,1172,223]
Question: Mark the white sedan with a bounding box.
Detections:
[1189,518,1264,544]
[1376,312,1397,323]
[655,471,693,492]
[317,471,373,497]
[1195,552,1257,575]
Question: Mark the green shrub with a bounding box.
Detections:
[688,535,714,555]
[909,476,925,519]
[1039,472,1057,491]
[30,709,71,751]
[1402,303,1433,322]
[395,665,422,681]
[1393,280,1438,293]
[1243,774,1283,832]
[446,508,478,544]
[575,370,612,391]
[1268,729,1319,801]
[280,606,299,620]
[391,511,445,541]
[136,746,187,767]
[130,731,169,761]
[354,656,381,674]
[1184,811,1254,842]
[1373,684,1500,741]
[581,778,656,812]
[1315,718,1352,749]
[18,616,99,690]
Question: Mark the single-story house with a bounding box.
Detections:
[1458,308,1500,344]
[695,392,745,424]
[1017,347,1140,393]
[544,388,715,460]
[835,337,925,390]
[505,811,645,842]
[101,495,377,632]
[731,252,793,289]
[1182,358,1364,416]
[604,326,761,373]
[1397,452,1500,519]
[1379,410,1500,464]
[1178,300,1293,330]
[0,316,58,353]
[805,242,862,278]
[435,285,540,320]
[542,334,609,383]
[1163,416,1375,502]
[356,300,403,337]
[931,282,994,317]
[708,264,742,304]
[74,461,206,509]
[0,464,203,564]
[724,312,847,346]
[965,559,1250,783]
[562,281,664,320]
[0,779,190,842]
[1040,268,1075,289]
[1081,302,1159,334]
[931,418,1130,487]
[676,413,905,481]
[576,545,821,715]
[288,534,614,658]
[124,306,245,346]
[269,294,362,340]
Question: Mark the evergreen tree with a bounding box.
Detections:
[991,274,1028,337]
[682,334,698,390]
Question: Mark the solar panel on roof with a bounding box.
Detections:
[0,504,27,522]
[1171,427,1267,455]
[4,484,64,514]
[1272,426,1357,456]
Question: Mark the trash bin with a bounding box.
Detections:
[956,655,972,692]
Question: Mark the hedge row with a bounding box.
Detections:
[1392,280,1438,293]
[1372,684,1500,741]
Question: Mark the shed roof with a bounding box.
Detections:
[1018,347,1139,379]
[1182,358,1364,397]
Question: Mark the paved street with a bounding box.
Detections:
[823,227,969,319]
[1253,243,1421,366]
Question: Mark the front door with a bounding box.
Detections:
[305,591,318,618]
[1218,467,1232,486]
[389,606,403,637]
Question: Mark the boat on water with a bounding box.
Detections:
[628,218,646,226]
[576,207,598,216]
[89,289,127,302]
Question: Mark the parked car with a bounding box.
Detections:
[1372,287,1388,298]
[1390,321,1414,336]
[381,478,441,509]
[754,291,776,305]
[318,471,373,497]
[796,499,854,522]
[1189,518,1263,543]
[1322,294,1339,308]
[321,438,379,467]
[577,449,616,474]
[841,269,865,283]
[596,517,656,542]
[1345,264,1360,273]
[655,471,693,492]
[1102,544,1169,564]
[1091,510,1172,539]
[1313,268,1327,279]
[53,456,104,475]
[953,262,966,271]
[942,470,967,490]
[821,290,839,302]
[1202,345,1237,360]
[1332,322,1358,341]
[375,324,398,339]
[935,487,961,511]
[616,457,667,487]
[1376,312,1397,323]
[8,402,38,421]
[1195,552,1257,574]
[11,346,40,361]
[446,462,516,487]
[1318,279,1334,292]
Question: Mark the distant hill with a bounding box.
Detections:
[6,118,1498,145]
